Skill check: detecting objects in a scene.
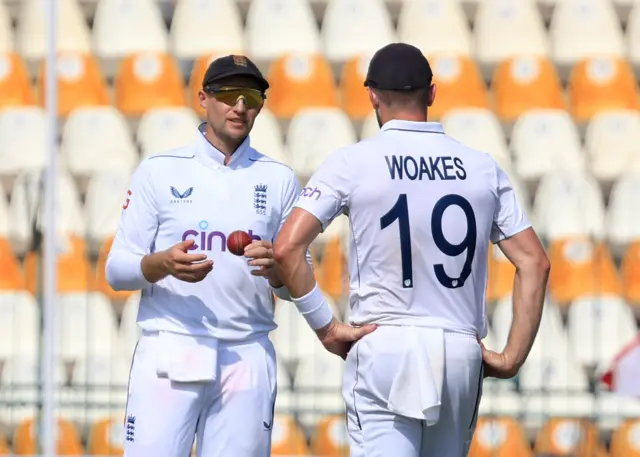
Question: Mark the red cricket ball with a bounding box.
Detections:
[227,230,252,256]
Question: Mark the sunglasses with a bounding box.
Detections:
[206,86,266,109]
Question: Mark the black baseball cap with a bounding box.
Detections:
[364,43,433,91]
[202,54,269,93]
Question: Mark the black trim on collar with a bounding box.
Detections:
[382,127,445,135]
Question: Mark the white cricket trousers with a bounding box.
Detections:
[343,328,483,457]
[123,331,277,457]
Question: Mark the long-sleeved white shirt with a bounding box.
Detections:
[106,124,301,341]
[296,120,531,338]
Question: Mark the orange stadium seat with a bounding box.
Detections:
[115,52,186,117]
[340,54,372,120]
[468,417,533,457]
[309,243,324,280]
[13,417,84,455]
[493,55,565,123]
[428,54,489,119]
[317,236,348,302]
[0,237,25,291]
[611,419,640,457]
[311,414,349,457]
[189,52,241,116]
[548,237,623,306]
[0,52,35,108]
[570,56,639,123]
[271,414,311,456]
[486,244,515,303]
[534,418,608,457]
[88,415,125,456]
[24,236,95,296]
[266,54,339,119]
[0,434,9,455]
[622,241,640,307]
[38,52,109,116]
[95,237,134,302]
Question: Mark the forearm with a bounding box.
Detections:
[140,251,169,284]
[275,246,315,298]
[504,260,550,372]
[270,249,313,298]
[274,245,333,330]
[106,249,154,291]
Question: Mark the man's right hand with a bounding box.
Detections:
[315,318,377,360]
[141,239,214,284]
[479,341,519,379]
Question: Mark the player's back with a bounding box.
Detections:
[343,120,518,337]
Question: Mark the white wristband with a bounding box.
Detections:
[292,284,334,330]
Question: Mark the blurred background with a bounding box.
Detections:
[0,0,640,455]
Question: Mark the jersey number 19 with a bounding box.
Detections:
[380,194,477,289]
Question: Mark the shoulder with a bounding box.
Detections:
[248,149,297,183]
[145,145,197,163]
[133,146,198,180]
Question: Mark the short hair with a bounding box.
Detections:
[372,87,430,111]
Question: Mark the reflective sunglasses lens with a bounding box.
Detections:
[213,89,263,108]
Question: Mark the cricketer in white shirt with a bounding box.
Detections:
[280,119,532,457]
[274,43,548,457]
[106,124,299,457]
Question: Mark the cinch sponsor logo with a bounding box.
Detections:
[182,220,261,251]
[300,186,322,200]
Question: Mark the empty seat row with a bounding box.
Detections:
[1,413,640,457]
[2,288,636,390]
[9,163,640,250]
[303,224,640,306]
[2,188,640,305]
[0,291,128,361]
[0,99,639,184]
[2,0,640,69]
[1,49,638,122]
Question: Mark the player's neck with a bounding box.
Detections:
[204,126,244,165]
[386,111,428,124]
[383,110,427,125]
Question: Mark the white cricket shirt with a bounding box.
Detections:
[106,124,300,341]
[296,120,531,337]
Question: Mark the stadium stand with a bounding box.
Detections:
[397,0,472,58]
[474,0,549,70]
[265,53,339,119]
[245,0,320,65]
[170,0,243,61]
[322,0,395,64]
[510,109,586,183]
[16,0,91,66]
[114,52,186,117]
[492,57,565,123]
[1,0,639,454]
[0,53,35,109]
[37,52,109,117]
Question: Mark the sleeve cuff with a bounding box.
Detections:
[105,250,151,291]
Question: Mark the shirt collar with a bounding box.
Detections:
[196,122,252,167]
[380,119,444,134]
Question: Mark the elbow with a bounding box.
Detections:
[104,257,124,291]
[542,257,551,276]
[526,252,551,278]
[105,255,139,292]
[273,240,302,267]
[538,253,551,276]
[515,250,551,279]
